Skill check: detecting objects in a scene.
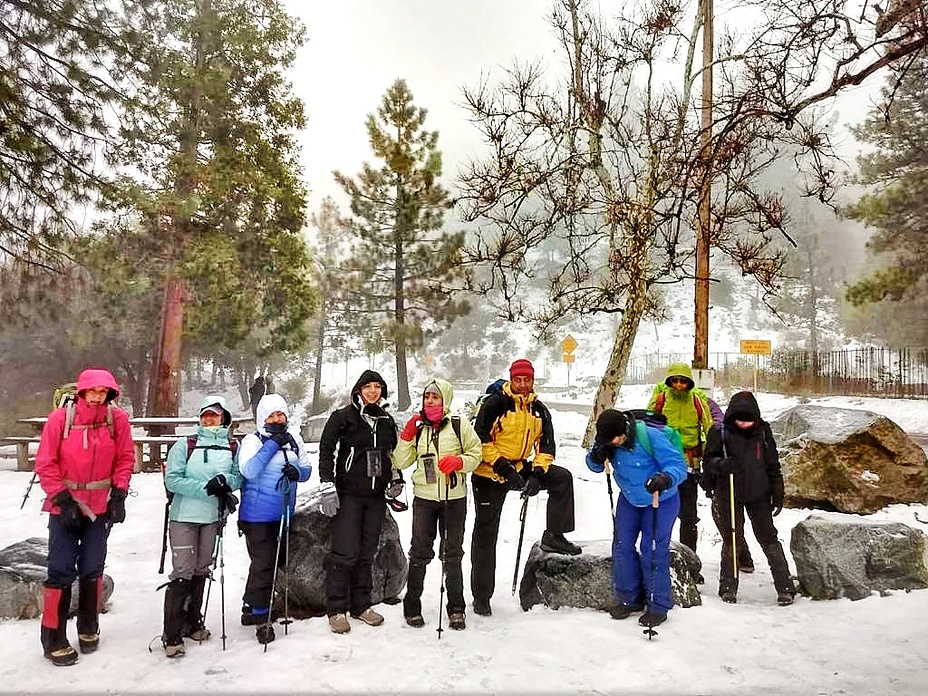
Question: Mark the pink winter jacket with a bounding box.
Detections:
[35,387,135,517]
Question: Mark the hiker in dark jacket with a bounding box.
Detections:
[317,369,399,634]
[34,368,135,666]
[237,393,312,644]
[161,396,243,658]
[702,391,796,606]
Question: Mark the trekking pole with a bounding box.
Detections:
[511,494,529,596]
[729,472,738,581]
[436,477,450,641]
[281,493,292,636]
[20,472,38,510]
[605,462,616,525]
[218,497,228,650]
[643,490,660,641]
[157,498,171,574]
[264,478,289,653]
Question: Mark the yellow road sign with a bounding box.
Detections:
[561,335,578,354]
[740,339,772,355]
[562,353,575,363]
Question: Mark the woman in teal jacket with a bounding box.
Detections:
[161,396,243,658]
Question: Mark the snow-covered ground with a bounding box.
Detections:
[1,386,927,695]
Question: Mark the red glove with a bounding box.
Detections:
[400,415,421,441]
[438,455,463,475]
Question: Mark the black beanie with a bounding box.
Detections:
[595,409,628,445]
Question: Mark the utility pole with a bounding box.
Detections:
[694,0,713,371]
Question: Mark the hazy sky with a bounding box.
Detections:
[283,1,880,217]
[284,0,558,208]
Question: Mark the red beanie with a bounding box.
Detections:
[509,358,535,379]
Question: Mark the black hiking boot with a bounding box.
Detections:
[609,603,644,620]
[540,530,581,555]
[721,591,737,604]
[448,613,466,630]
[638,610,667,627]
[256,624,276,644]
[404,615,425,628]
[472,598,492,616]
[777,592,795,606]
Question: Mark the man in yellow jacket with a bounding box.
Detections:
[470,359,580,618]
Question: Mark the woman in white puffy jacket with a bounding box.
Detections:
[237,393,312,644]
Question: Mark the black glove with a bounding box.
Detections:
[52,490,82,531]
[222,492,239,516]
[282,463,301,482]
[522,468,544,498]
[717,457,740,475]
[205,474,232,497]
[645,473,672,494]
[589,443,612,465]
[385,475,405,499]
[493,458,525,492]
[108,487,128,524]
[772,483,784,517]
[271,432,289,447]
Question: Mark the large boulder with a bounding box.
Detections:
[518,539,702,612]
[0,537,114,619]
[277,494,407,618]
[770,405,928,514]
[790,513,928,600]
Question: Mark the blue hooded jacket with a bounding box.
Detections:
[238,393,312,522]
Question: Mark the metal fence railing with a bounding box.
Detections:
[625,347,928,399]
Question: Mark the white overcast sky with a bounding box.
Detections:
[283,1,880,216]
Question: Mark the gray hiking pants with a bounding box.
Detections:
[168,521,219,581]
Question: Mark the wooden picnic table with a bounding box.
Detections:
[11,415,254,472]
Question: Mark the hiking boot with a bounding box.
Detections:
[187,625,211,642]
[540,530,582,556]
[739,564,756,574]
[721,591,737,604]
[472,598,492,616]
[777,592,795,606]
[448,613,466,630]
[694,571,705,584]
[255,624,275,644]
[638,611,667,627]
[328,613,350,634]
[164,642,185,659]
[352,608,384,626]
[44,644,79,667]
[240,607,269,626]
[78,632,99,654]
[609,603,644,620]
[405,615,425,628]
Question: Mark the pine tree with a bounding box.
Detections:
[335,79,468,410]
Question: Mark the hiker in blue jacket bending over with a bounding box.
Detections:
[586,409,687,629]
[237,393,312,644]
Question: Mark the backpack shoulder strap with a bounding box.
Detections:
[63,400,75,439]
[654,391,665,413]
[450,416,463,449]
[636,421,654,457]
[692,393,704,422]
[186,435,198,461]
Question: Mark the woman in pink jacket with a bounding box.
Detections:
[34,368,135,666]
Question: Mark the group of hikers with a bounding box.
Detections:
[31,360,795,665]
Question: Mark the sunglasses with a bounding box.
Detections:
[668,377,689,385]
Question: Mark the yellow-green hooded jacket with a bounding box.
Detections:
[647,362,713,453]
[393,378,482,502]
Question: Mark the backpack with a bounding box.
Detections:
[57,387,115,441]
[653,390,722,441]
[467,378,507,424]
[626,409,685,459]
[415,415,463,451]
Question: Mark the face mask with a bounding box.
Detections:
[202,425,225,436]
[265,422,288,435]
[424,405,444,424]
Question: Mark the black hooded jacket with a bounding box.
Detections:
[702,391,784,505]
[318,370,398,497]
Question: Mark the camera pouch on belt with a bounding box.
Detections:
[365,449,383,478]
[420,453,437,484]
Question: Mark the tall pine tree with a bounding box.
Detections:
[335,79,468,409]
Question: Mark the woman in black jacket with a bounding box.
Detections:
[702,391,796,606]
[317,370,399,633]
